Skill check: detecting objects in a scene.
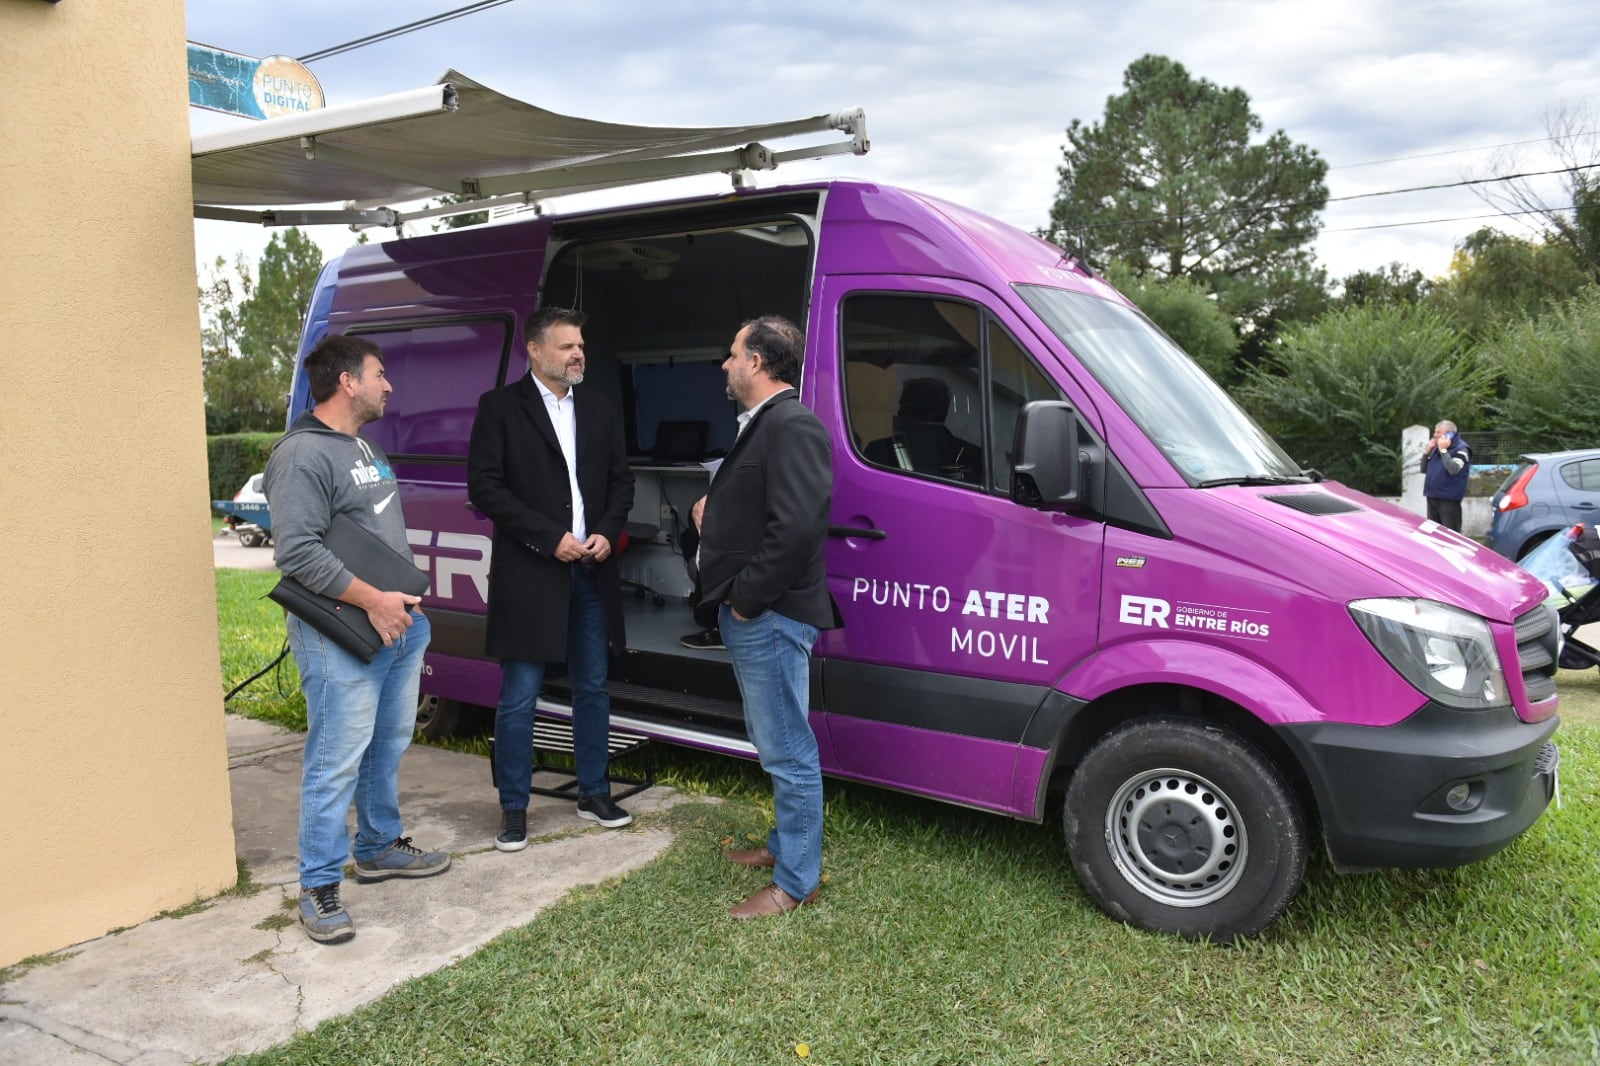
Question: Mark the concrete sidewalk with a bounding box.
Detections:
[0,716,695,1065]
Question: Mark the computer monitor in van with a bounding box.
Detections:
[651,419,709,463]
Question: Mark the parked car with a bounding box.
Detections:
[218,473,271,547]
[1487,449,1600,560]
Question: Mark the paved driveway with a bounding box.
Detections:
[213,531,277,571]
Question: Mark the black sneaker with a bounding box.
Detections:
[577,794,633,828]
[496,808,529,852]
[680,627,725,650]
[298,883,354,944]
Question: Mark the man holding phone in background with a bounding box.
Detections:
[1421,419,1472,533]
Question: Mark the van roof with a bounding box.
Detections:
[327,179,1119,305]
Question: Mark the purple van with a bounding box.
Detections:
[288,180,1561,941]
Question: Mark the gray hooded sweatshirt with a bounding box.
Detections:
[264,410,414,598]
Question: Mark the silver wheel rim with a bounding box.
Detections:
[1103,767,1247,908]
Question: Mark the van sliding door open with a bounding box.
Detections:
[535,199,820,733]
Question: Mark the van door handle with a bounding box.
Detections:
[829,524,887,540]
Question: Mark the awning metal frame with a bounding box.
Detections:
[192,70,869,231]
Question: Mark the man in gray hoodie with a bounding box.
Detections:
[264,334,450,944]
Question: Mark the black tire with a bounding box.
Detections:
[1515,530,1554,563]
[415,694,468,741]
[1063,716,1307,943]
[238,530,262,548]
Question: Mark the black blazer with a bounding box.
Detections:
[466,375,635,662]
[697,388,840,630]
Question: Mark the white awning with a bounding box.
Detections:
[192,69,868,227]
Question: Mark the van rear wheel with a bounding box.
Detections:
[1063,716,1306,943]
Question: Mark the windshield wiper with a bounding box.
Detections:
[1196,474,1312,488]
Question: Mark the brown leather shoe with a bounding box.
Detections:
[724,845,777,868]
[729,881,820,920]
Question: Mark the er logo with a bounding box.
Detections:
[1119,594,1171,629]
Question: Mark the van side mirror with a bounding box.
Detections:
[1011,401,1084,511]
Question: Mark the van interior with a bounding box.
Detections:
[533,196,821,731]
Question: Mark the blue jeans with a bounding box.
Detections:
[286,610,431,889]
[719,603,822,901]
[495,565,613,808]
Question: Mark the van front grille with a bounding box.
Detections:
[1515,603,1559,706]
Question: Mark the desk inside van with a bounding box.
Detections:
[628,462,715,536]
[621,463,713,603]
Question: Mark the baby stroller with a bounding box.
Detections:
[1517,523,1600,669]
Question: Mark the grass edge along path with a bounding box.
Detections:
[215,568,1600,1065]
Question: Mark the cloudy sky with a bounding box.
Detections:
[186,0,1600,287]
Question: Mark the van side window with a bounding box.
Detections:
[349,319,513,460]
[987,320,1065,494]
[844,296,986,489]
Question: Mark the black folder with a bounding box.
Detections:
[268,513,429,663]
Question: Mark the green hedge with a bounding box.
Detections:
[207,432,280,506]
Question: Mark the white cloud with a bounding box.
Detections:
[186,0,1600,284]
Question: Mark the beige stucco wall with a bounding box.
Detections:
[0,1,237,966]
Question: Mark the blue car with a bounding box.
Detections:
[1486,449,1600,560]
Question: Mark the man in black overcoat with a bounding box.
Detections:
[467,306,636,850]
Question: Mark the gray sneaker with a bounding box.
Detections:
[353,836,452,882]
[299,883,354,944]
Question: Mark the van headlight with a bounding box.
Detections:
[1348,598,1508,710]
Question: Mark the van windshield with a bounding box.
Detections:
[1016,285,1305,486]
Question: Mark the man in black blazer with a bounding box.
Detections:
[692,315,839,918]
[467,306,636,851]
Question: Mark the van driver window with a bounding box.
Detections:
[844,295,985,489]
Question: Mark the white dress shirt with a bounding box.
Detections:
[532,373,586,542]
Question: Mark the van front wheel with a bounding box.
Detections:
[1063,716,1306,943]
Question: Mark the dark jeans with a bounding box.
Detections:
[1426,497,1463,533]
[493,566,612,808]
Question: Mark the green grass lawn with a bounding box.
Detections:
[217,570,1600,1065]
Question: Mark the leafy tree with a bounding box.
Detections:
[1238,303,1488,495]
[1048,55,1329,336]
[1335,262,1431,309]
[1103,262,1239,382]
[199,228,323,433]
[1428,227,1588,341]
[1474,104,1600,283]
[199,254,257,435]
[1481,284,1600,454]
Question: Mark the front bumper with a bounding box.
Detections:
[1276,701,1560,871]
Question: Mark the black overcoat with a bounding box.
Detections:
[466,375,635,662]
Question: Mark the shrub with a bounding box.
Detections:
[1238,303,1489,495]
[1483,285,1600,454]
[207,432,279,505]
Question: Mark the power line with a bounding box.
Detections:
[1064,163,1598,233]
[1321,205,1573,234]
[296,0,517,64]
[1325,164,1597,204]
[1331,130,1600,170]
